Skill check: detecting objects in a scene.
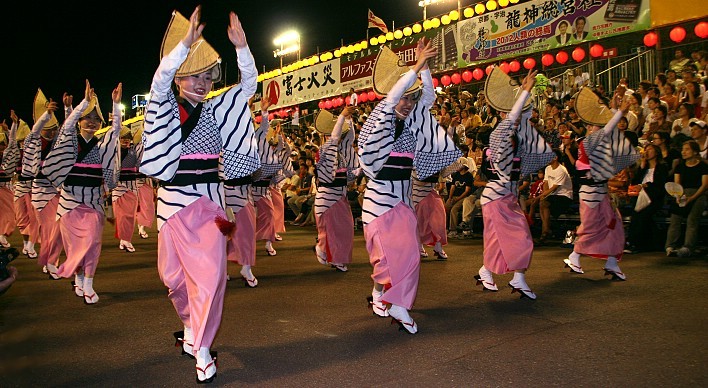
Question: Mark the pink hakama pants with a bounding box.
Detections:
[482,194,533,274]
[0,187,13,236]
[37,194,63,266]
[315,196,354,265]
[416,190,448,247]
[364,202,420,310]
[113,191,138,242]
[227,203,256,266]
[136,184,155,228]
[574,196,625,260]
[270,187,286,234]
[157,196,227,352]
[57,205,103,277]
[15,193,39,241]
[255,196,277,242]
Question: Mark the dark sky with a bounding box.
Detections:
[2,0,464,122]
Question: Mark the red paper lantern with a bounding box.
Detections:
[555,51,568,64]
[432,77,439,88]
[325,100,332,109]
[441,75,451,86]
[359,92,368,103]
[643,32,658,47]
[462,70,473,83]
[268,112,275,120]
[499,62,510,74]
[318,100,325,109]
[670,26,686,43]
[572,47,586,62]
[451,73,461,85]
[523,57,536,69]
[345,96,351,105]
[485,65,494,75]
[368,91,376,101]
[509,60,521,72]
[541,54,554,67]
[255,115,262,124]
[695,22,708,39]
[337,97,344,107]
[590,44,604,58]
[472,68,484,80]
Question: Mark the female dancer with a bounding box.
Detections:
[474,69,554,300]
[313,107,359,272]
[359,39,460,334]
[0,130,13,248]
[22,91,64,277]
[564,94,638,280]
[112,128,142,252]
[42,80,122,303]
[139,8,259,383]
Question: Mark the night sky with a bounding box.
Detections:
[2,0,462,122]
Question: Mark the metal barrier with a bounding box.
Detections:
[594,50,656,93]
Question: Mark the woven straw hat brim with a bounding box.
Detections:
[16,120,31,141]
[484,67,531,112]
[133,127,143,145]
[119,126,131,139]
[161,11,221,81]
[314,110,350,135]
[372,46,422,96]
[81,95,105,124]
[33,89,59,129]
[574,88,614,126]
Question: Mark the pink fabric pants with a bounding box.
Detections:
[37,194,63,266]
[157,196,227,352]
[482,194,533,274]
[14,193,39,241]
[227,202,256,266]
[270,187,286,234]
[416,190,448,247]
[57,205,103,277]
[0,187,13,236]
[316,196,354,265]
[136,184,155,228]
[113,191,138,242]
[255,196,277,242]
[363,202,420,310]
[574,197,625,259]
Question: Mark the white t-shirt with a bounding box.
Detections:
[544,164,573,199]
[641,168,655,184]
[671,118,696,138]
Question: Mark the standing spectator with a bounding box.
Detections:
[538,150,574,243]
[445,164,475,237]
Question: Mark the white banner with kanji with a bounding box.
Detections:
[263,59,342,109]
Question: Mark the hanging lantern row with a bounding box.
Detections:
[643,21,708,47]
[317,91,383,110]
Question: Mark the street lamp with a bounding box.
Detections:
[273,30,300,68]
[418,0,460,19]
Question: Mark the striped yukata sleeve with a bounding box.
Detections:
[21,112,51,178]
[100,103,123,190]
[1,122,19,173]
[584,109,640,182]
[42,99,89,188]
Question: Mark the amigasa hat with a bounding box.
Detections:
[314,109,351,135]
[16,120,31,142]
[33,89,59,130]
[81,94,105,124]
[484,67,532,112]
[574,88,613,126]
[161,10,222,82]
[372,46,421,97]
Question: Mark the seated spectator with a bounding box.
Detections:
[671,103,697,138]
[287,165,312,224]
[625,144,669,253]
[689,120,707,158]
[649,105,672,135]
[445,164,475,238]
[669,49,691,74]
[523,169,545,225]
[661,83,679,117]
[665,140,708,257]
[542,118,561,148]
[538,150,574,242]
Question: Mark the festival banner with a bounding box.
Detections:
[263,59,342,109]
[456,0,651,66]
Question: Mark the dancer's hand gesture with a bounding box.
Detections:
[182,6,205,48]
[227,12,247,48]
[62,93,73,108]
[85,79,94,102]
[521,69,538,92]
[112,83,123,104]
[413,38,437,73]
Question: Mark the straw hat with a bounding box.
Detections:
[574,88,613,126]
[81,95,105,123]
[161,10,221,81]
[33,89,59,129]
[372,46,421,97]
[484,67,531,112]
[314,109,351,135]
[133,127,143,145]
[119,126,132,139]
[16,120,31,142]
[0,132,6,144]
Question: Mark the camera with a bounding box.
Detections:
[0,248,20,281]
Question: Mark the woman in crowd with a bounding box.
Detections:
[139,8,260,383]
[651,131,681,174]
[112,128,143,253]
[624,143,669,253]
[665,140,708,258]
[671,103,696,138]
[359,39,460,334]
[0,122,16,248]
[42,80,122,303]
